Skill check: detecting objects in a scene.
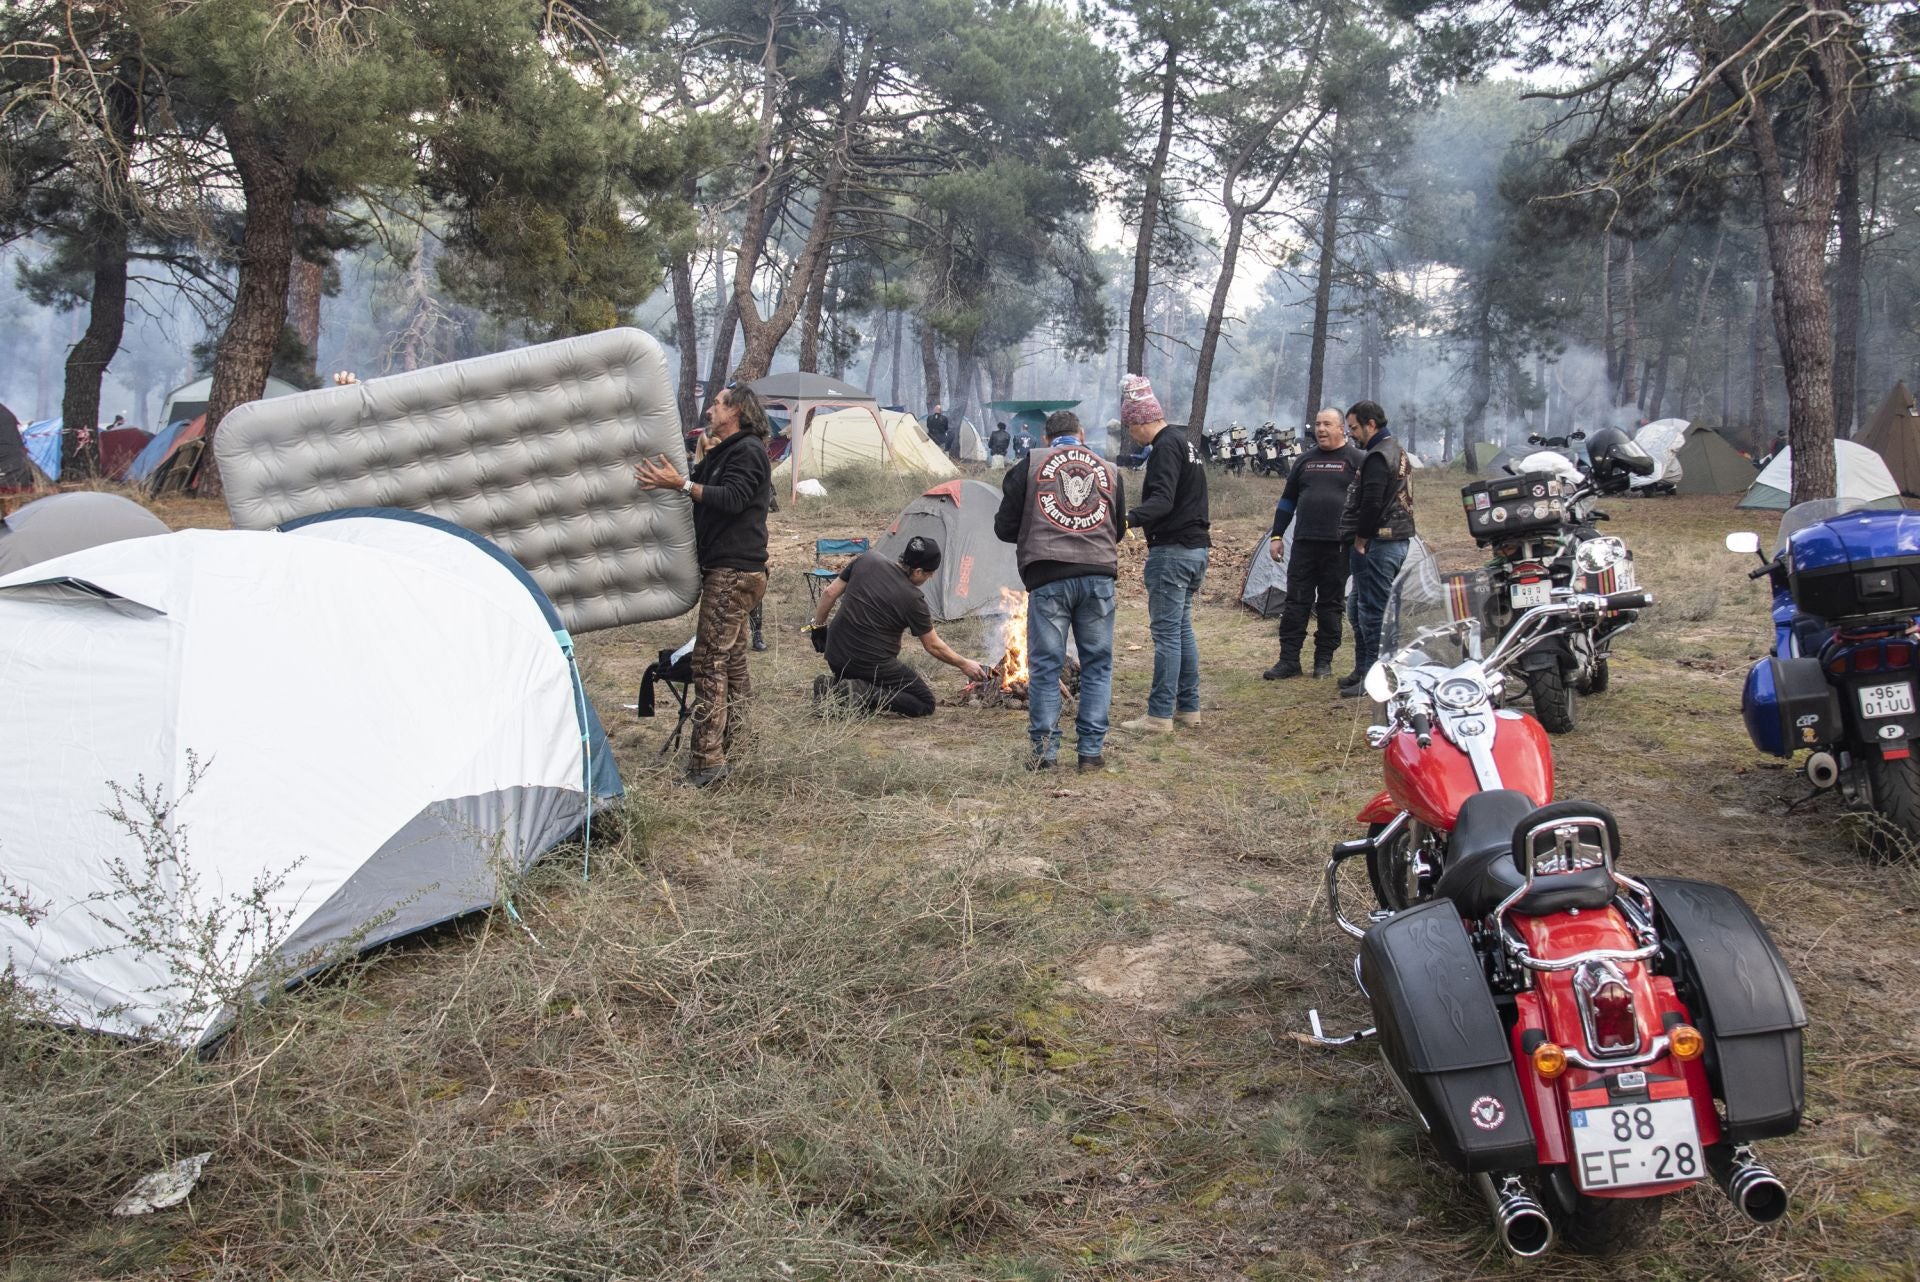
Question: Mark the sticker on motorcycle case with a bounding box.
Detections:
[1475,492,1491,510]
[1880,723,1906,740]
[1531,484,1546,498]
[1468,1096,1507,1131]
[1795,714,1821,728]
[1490,508,1508,524]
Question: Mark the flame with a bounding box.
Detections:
[996,587,1029,688]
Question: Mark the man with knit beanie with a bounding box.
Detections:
[1117,374,1210,734]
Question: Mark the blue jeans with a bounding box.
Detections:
[1348,539,1410,669]
[1144,545,1209,718]
[1028,575,1116,761]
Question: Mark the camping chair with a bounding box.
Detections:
[635,637,696,756]
[804,537,871,605]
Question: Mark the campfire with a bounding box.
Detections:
[954,588,1078,709]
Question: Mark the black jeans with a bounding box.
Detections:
[829,658,936,718]
[1278,537,1348,664]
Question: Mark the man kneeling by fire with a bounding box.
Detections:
[808,536,987,717]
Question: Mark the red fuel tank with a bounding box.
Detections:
[1383,710,1554,830]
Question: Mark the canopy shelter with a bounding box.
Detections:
[0,402,40,492]
[986,400,1081,444]
[874,478,1022,621]
[0,491,169,577]
[751,372,895,503]
[1671,426,1756,495]
[215,328,699,633]
[159,373,300,431]
[771,407,957,487]
[1739,440,1901,510]
[1463,441,1502,472]
[1856,381,1920,506]
[0,512,621,1048]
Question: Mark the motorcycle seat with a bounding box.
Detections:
[1436,791,1618,919]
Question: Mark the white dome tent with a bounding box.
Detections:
[0,510,621,1047]
[1738,441,1901,510]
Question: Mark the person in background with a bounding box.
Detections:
[1263,408,1364,681]
[926,403,952,455]
[1337,399,1415,698]
[988,421,1011,469]
[809,536,986,717]
[995,410,1124,771]
[1118,375,1210,734]
[635,380,774,787]
[1011,423,1036,460]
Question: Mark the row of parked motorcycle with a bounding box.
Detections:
[1301,426,1827,1260]
[1203,420,1301,475]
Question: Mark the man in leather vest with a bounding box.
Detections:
[994,410,1126,771]
[1337,399,1415,697]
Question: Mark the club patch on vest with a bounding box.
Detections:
[1035,446,1112,532]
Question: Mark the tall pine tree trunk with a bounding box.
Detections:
[1832,100,1863,437]
[200,111,298,495]
[669,244,701,429]
[1749,262,1771,444]
[1600,234,1617,391]
[889,309,903,405]
[285,203,326,386]
[1618,240,1638,405]
[796,247,832,372]
[1188,205,1249,435]
[58,70,139,480]
[1126,43,1180,376]
[1302,114,1343,426]
[919,321,942,410]
[1677,228,1723,417]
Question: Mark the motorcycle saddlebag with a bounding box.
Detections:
[1742,656,1843,756]
[1359,901,1536,1172]
[1459,471,1569,544]
[1644,877,1807,1142]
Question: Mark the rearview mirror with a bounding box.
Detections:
[1527,434,1544,444]
[1363,661,1396,704]
[1725,531,1761,556]
[1572,430,1587,441]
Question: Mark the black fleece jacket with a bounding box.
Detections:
[689,430,772,572]
[1127,427,1211,548]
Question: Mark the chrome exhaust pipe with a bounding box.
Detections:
[1476,1173,1555,1258]
[1709,1144,1790,1224]
[1805,751,1839,790]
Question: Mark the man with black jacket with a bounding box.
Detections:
[1336,399,1415,698]
[1264,408,1365,680]
[995,410,1126,771]
[926,403,952,455]
[636,382,774,786]
[1117,374,1210,734]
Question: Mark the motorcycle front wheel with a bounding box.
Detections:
[1541,1170,1665,1256]
[1527,665,1578,734]
[1859,752,1920,861]
[1366,819,1431,911]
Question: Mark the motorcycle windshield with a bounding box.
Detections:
[1379,540,1491,669]
[1777,497,1875,551]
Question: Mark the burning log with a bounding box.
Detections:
[949,587,1080,709]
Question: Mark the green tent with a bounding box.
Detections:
[1672,426,1757,496]
[1856,381,1920,506]
[1463,440,1502,472]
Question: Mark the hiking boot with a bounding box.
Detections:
[1337,667,1367,689]
[1338,680,1370,700]
[1263,658,1303,681]
[1025,752,1056,772]
[751,630,768,652]
[684,763,732,788]
[1312,658,1335,679]
[1077,754,1106,773]
[1173,711,1202,728]
[1119,714,1174,735]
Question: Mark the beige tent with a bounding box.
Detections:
[1857,381,1920,506]
[772,407,958,486]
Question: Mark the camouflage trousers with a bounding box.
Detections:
[690,567,769,771]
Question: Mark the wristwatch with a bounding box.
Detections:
[681,477,695,495]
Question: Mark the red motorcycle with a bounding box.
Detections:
[1308,552,1806,1257]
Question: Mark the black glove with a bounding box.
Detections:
[810,626,828,655]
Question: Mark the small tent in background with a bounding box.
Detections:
[1672,426,1757,495]
[1484,446,1524,475]
[1855,381,1920,506]
[1463,441,1502,472]
[1632,419,1689,491]
[875,478,1022,621]
[1241,528,1289,618]
[771,407,957,486]
[21,418,62,480]
[0,492,170,576]
[752,372,898,503]
[125,414,209,492]
[0,403,39,492]
[957,420,987,462]
[0,511,622,1048]
[98,426,154,480]
[159,373,300,430]
[1738,440,1901,510]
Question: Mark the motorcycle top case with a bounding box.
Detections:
[1460,471,1569,544]
[1786,509,1920,622]
[1359,901,1537,1172]
[1742,656,1843,756]
[1643,878,1807,1142]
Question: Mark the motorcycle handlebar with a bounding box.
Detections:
[1604,590,1653,611]
[1749,563,1774,581]
[1409,708,1432,748]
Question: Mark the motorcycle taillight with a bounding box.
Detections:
[1590,981,1639,1054]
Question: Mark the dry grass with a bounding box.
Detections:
[4,474,1919,1280]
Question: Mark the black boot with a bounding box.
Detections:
[1337,665,1368,689]
[1312,657,1335,679]
[1263,656,1304,680]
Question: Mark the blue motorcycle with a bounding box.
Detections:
[1731,499,1920,858]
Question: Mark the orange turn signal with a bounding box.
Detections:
[1532,1041,1568,1079]
[1669,1024,1705,1061]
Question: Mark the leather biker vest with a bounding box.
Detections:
[1339,435,1416,540]
[1017,442,1120,573]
